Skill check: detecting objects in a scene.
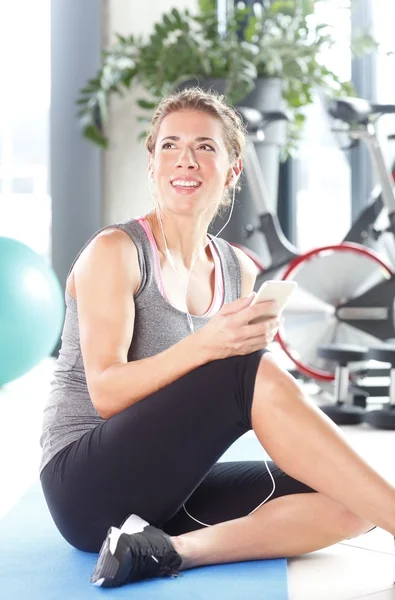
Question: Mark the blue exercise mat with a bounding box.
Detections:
[0,434,289,599]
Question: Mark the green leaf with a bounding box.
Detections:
[171,7,183,26]
[136,98,157,109]
[76,0,377,152]
[154,22,166,37]
[198,0,215,15]
[81,122,108,149]
[162,13,172,29]
[138,129,148,142]
[350,32,379,57]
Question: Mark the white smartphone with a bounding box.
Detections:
[249,280,298,325]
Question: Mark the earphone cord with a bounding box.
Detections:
[147,177,276,527]
[155,185,236,334]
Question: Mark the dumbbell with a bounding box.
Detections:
[364,346,395,430]
[316,344,368,425]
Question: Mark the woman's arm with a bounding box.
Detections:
[96,336,209,418]
[74,232,259,420]
[74,229,211,420]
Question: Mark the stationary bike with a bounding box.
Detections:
[236,99,395,429]
[236,99,395,380]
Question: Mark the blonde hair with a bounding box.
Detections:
[145,87,246,208]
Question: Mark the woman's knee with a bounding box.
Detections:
[253,352,304,408]
[342,512,377,540]
[50,510,109,553]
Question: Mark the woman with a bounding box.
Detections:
[39,88,395,589]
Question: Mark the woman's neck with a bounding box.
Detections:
[146,210,211,269]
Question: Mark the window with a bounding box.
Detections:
[11,178,35,194]
[0,0,51,260]
[295,1,352,252]
[373,0,395,170]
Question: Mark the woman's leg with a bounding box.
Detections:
[40,352,264,553]
[251,354,395,534]
[163,459,318,535]
[167,353,394,570]
[163,460,374,569]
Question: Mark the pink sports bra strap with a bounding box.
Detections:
[136,216,224,316]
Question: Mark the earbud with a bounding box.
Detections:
[228,171,236,187]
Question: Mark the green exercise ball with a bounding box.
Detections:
[0,237,64,386]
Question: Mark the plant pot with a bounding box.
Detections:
[230,77,287,260]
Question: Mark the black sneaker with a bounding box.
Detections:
[90,514,182,588]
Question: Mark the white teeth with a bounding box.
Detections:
[172,180,200,187]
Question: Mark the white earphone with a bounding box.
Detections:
[229,170,238,188]
[147,165,237,334]
[146,164,275,528]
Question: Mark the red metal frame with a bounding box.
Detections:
[276,242,393,381]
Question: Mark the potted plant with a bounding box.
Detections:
[76,0,375,152]
[76,0,376,250]
[76,0,259,149]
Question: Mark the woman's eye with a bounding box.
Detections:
[161,142,214,151]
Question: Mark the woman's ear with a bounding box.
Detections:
[233,157,243,180]
[227,158,243,187]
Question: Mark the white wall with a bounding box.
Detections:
[102,0,197,225]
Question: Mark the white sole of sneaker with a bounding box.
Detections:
[91,515,152,587]
[120,514,150,535]
[91,528,123,587]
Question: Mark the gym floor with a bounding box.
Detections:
[1,350,394,600]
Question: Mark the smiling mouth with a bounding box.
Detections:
[171,181,202,188]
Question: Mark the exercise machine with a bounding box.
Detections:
[236,99,395,428]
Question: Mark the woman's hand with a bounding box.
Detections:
[195,293,282,361]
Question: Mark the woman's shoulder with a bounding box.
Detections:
[95,225,137,246]
[225,244,258,296]
[80,225,139,267]
[67,224,141,299]
[230,245,258,274]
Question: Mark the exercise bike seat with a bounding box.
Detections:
[317,344,369,365]
[370,103,395,115]
[329,97,395,124]
[368,346,395,365]
[237,107,265,133]
[328,97,372,124]
[237,106,289,134]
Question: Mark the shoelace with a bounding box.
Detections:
[125,529,181,583]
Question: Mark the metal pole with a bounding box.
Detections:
[50,0,103,355]
[216,0,233,36]
[351,0,377,220]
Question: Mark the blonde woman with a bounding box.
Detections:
[39,88,394,588]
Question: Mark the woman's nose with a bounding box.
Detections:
[176,148,198,169]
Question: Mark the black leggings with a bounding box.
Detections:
[40,350,317,553]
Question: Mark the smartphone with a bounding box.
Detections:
[249,280,298,325]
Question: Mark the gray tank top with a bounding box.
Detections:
[39,218,241,474]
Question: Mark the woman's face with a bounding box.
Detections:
[150,110,237,218]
